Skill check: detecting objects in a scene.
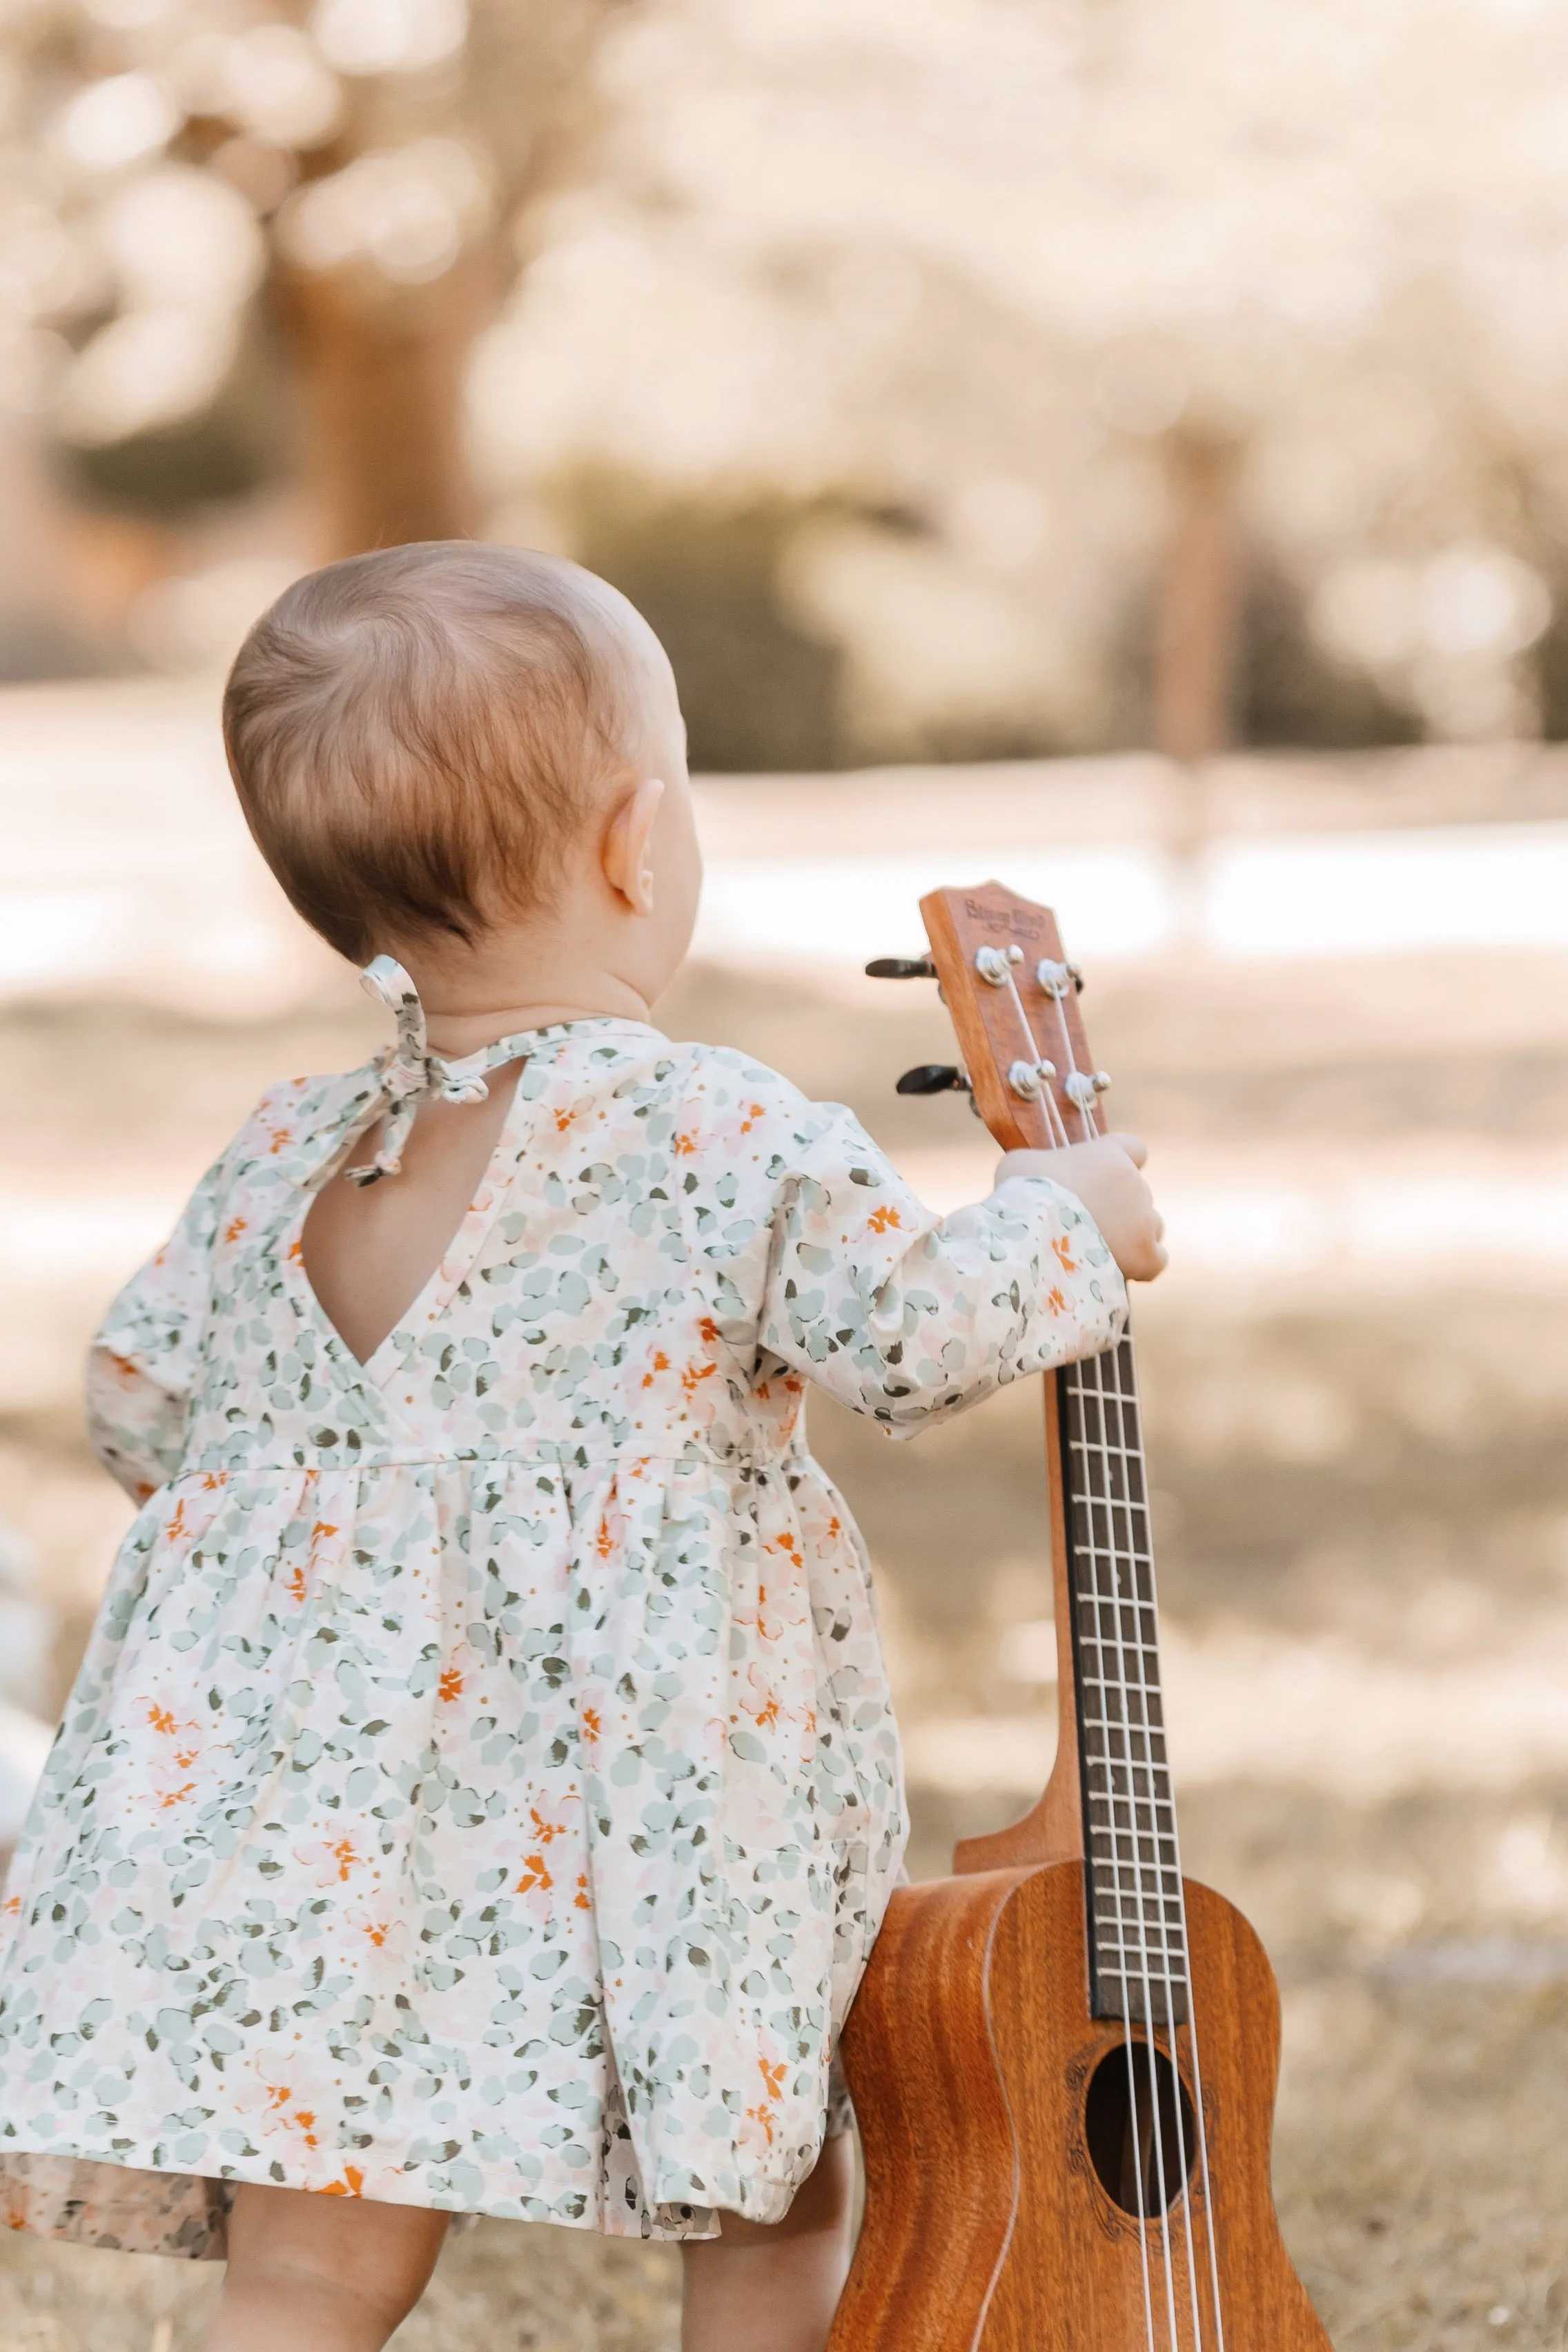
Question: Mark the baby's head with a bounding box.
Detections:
[223,541,698,1005]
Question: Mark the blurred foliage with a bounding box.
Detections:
[6,0,1568,758]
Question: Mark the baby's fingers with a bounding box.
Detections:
[1105,1130,1148,1168]
[1121,1193,1167,1282]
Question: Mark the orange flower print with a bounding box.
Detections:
[144,1701,209,1809]
[282,1520,338,1605]
[698,1316,719,1347]
[553,1106,576,1133]
[595,1517,614,1562]
[516,1853,553,1896]
[438,1667,464,1703]
[224,1217,247,1244]
[745,2056,789,2148]
[269,2093,318,2148]
[866,1205,902,1235]
[288,1237,304,1265]
[319,2167,365,2197]
[739,1656,795,1733]
[642,1350,671,1389]
[297,1836,363,1886]
[343,1902,404,1957]
[574,1874,591,1912]
[674,1131,698,1157]
[266,1125,293,1157]
[680,1360,716,1398]
[1050,1234,1078,1275]
[1046,1285,1068,1317]
[528,1806,568,1845]
[580,1706,602,1746]
[163,1498,188,1542]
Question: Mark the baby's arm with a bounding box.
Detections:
[86,1150,229,1502]
[753,1096,1152,1435]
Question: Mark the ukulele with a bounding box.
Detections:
[827,882,1331,2352]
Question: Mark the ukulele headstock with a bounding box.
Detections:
[871,880,1110,1155]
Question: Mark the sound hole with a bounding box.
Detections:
[1084,2041,1196,2216]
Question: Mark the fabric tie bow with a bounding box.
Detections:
[344,956,495,1186]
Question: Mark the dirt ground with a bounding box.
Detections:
[3,932,1568,2349]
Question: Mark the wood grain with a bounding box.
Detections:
[830,1863,1330,2352]
[954,1374,1084,1876]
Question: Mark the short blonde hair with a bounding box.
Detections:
[223,542,639,965]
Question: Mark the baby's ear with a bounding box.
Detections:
[602,776,665,914]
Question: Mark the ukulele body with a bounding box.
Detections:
[828,1859,1328,2352]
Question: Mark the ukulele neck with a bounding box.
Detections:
[1060,1333,1188,2026]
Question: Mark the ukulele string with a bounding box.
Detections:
[1088,1332,1226,2352]
[1097,1337,1206,2352]
[1003,950,1160,2350]
[1050,977,1204,2352]
[1115,1802,1160,2352]
[1102,1334,1210,2352]
[1039,959,1098,1141]
[998,962,1075,1147]
[1084,1337,1182,2352]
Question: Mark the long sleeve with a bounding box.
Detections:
[754,1098,1126,1435]
[86,1152,229,1501]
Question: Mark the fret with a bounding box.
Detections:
[1092,1908,1187,1935]
[1061,1340,1190,2026]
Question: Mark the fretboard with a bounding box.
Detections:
[1059,1334,1188,2026]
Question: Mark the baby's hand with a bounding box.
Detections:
[994,1133,1168,1282]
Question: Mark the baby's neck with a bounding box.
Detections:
[420,976,655,1059]
[395,914,669,1060]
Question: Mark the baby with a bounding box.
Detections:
[0,545,1164,2352]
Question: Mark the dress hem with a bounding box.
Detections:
[0,2140,738,2254]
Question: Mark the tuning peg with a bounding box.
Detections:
[866,956,937,979]
[896,1064,971,1097]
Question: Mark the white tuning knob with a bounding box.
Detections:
[976,943,1025,986]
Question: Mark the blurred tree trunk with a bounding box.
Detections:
[1153,430,1243,763]
[269,0,620,560]
[276,247,500,556]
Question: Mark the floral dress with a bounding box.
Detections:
[0,961,1126,2255]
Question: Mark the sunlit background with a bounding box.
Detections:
[6,0,1568,2345]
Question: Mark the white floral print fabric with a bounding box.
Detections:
[0,1005,1126,2250]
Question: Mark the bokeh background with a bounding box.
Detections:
[6,0,1568,2344]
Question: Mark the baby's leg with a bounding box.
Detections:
[202,2183,449,2352]
[680,2132,855,2352]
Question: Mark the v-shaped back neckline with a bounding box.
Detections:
[287,1014,668,1386]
